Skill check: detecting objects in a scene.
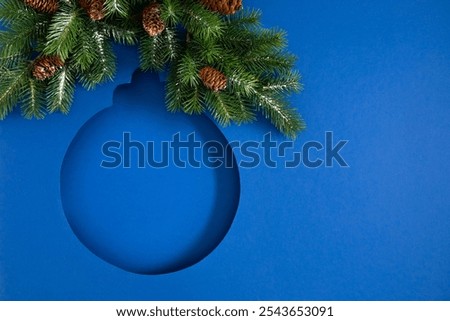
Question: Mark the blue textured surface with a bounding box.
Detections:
[0,0,449,300]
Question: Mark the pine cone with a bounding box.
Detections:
[200,0,242,15]
[142,3,165,37]
[24,0,59,13]
[79,0,105,21]
[199,66,227,92]
[32,56,64,81]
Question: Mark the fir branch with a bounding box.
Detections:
[72,24,98,71]
[22,78,46,119]
[92,28,116,81]
[226,68,259,97]
[220,25,253,52]
[253,28,288,51]
[232,93,256,124]
[204,90,237,126]
[165,72,185,112]
[0,0,31,26]
[252,89,305,138]
[0,0,305,137]
[227,8,262,27]
[47,65,75,114]
[44,7,82,60]
[241,51,297,75]
[225,26,286,53]
[175,53,199,87]
[0,28,31,59]
[160,0,183,26]
[261,70,303,95]
[104,0,130,17]
[139,27,180,69]
[78,27,116,89]
[101,21,139,45]
[139,33,167,71]
[182,86,204,114]
[181,1,224,41]
[188,38,223,65]
[0,52,28,69]
[161,27,179,61]
[0,13,46,60]
[0,63,29,119]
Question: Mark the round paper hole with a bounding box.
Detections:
[60,72,240,274]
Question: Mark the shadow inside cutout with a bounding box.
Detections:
[60,71,241,274]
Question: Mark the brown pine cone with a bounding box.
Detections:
[24,0,59,13]
[79,0,105,21]
[199,66,227,92]
[32,56,64,81]
[200,0,243,15]
[142,3,165,37]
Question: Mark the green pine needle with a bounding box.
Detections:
[79,27,116,89]
[261,70,303,95]
[182,86,204,114]
[101,21,139,45]
[161,27,179,61]
[228,8,262,27]
[47,66,75,114]
[0,0,33,27]
[176,53,199,87]
[165,75,185,112]
[0,13,46,60]
[204,90,237,126]
[182,1,224,41]
[253,89,305,138]
[188,38,223,65]
[72,25,99,71]
[139,33,166,71]
[226,69,259,97]
[0,52,28,69]
[232,94,256,124]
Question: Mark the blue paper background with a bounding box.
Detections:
[0,0,449,300]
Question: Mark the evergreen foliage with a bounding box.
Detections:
[0,0,304,137]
